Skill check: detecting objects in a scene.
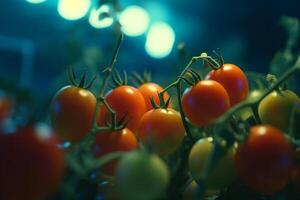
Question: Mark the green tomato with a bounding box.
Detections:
[188,138,237,190]
[183,180,219,200]
[116,151,170,200]
[237,89,263,120]
[258,90,300,132]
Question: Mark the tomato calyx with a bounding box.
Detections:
[131,70,152,85]
[68,67,96,89]
[111,70,128,87]
[203,50,224,70]
[150,93,171,109]
[266,74,287,94]
[179,68,202,86]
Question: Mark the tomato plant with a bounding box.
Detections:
[98,85,147,133]
[116,151,170,200]
[205,63,249,106]
[258,89,300,132]
[0,125,65,200]
[138,82,171,111]
[188,137,237,190]
[137,108,185,156]
[51,86,96,143]
[92,128,138,176]
[235,125,293,194]
[182,80,230,127]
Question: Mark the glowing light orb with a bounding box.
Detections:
[26,0,46,4]
[89,5,113,29]
[145,22,175,58]
[58,0,91,21]
[119,6,150,37]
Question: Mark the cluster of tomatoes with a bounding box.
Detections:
[1,48,300,200]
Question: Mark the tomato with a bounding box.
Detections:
[116,151,170,200]
[0,94,13,122]
[51,86,96,143]
[237,89,263,120]
[0,124,65,200]
[138,82,171,110]
[98,85,147,133]
[205,63,249,106]
[137,108,185,156]
[183,180,219,200]
[188,137,237,190]
[182,80,230,127]
[92,128,138,176]
[258,90,300,132]
[235,125,293,194]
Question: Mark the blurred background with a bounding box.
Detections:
[0,0,300,116]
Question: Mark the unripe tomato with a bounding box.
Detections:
[98,85,147,133]
[183,180,219,200]
[258,90,300,132]
[51,86,96,143]
[137,108,185,156]
[237,90,263,120]
[116,151,170,200]
[205,64,249,106]
[182,80,230,127]
[0,124,65,200]
[138,82,171,111]
[188,137,237,190]
[235,125,293,194]
[92,128,138,176]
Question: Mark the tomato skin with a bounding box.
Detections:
[0,126,65,200]
[51,86,96,143]
[92,128,138,176]
[98,85,147,133]
[235,125,293,194]
[182,80,230,127]
[116,151,170,200]
[138,108,185,156]
[188,138,237,190]
[258,90,300,132]
[205,64,249,106]
[138,82,171,111]
[0,95,12,122]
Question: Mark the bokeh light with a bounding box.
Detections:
[57,0,91,21]
[26,0,47,4]
[89,5,113,29]
[145,22,175,58]
[119,6,150,37]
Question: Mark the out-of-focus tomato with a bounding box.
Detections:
[0,124,65,200]
[182,80,230,127]
[0,94,13,122]
[116,151,170,200]
[237,89,263,120]
[205,63,249,106]
[98,85,147,133]
[183,180,219,200]
[137,108,185,156]
[188,137,237,190]
[258,90,300,132]
[92,128,138,176]
[235,125,293,194]
[138,82,171,111]
[51,86,96,143]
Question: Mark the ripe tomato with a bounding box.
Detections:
[235,125,293,194]
[98,85,147,133]
[51,86,96,143]
[137,108,185,156]
[0,94,13,122]
[138,82,171,111]
[205,64,249,106]
[258,90,300,132]
[182,80,230,127]
[92,128,138,176]
[116,151,170,200]
[0,124,65,200]
[188,137,237,190]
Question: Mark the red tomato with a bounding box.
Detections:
[51,86,96,143]
[93,128,138,176]
[0,125,65,200]
[98,85,147,133]
[0,95,13,122]
[137,108,185,156]
[138,82,171,111]
[182,80,230,127]
[235,125,293,194]
[205,64,249,106]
